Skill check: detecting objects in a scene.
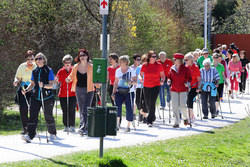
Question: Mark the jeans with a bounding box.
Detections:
[115,92,134,121]
[159,82,171,107]
[75,86,94,131]
[144,86,160,124]
[201,92,216,117]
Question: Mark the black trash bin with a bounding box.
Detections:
[87,107,106,137]
[106,106,117,136]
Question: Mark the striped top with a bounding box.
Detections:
[200,67,220,92]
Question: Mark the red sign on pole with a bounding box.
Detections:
[100,0,109,15]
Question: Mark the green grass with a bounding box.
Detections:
[0,110,80,135]
[4,117,250,166]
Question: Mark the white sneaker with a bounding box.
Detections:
[22,134,31,143]
[49,134,56,141]
[69,126,75,132]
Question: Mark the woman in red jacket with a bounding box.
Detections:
[167,53,192,128]
[55,54,76,133]
[140,51,165,127]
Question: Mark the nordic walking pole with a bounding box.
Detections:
[138,87,143,126]
[67,82,69,135]
[227,89,232,114]
[129,85,136,131]
[197,92,203,120]
[161,84,165,124]
[21,87,41,141]
[40,87,49,143]
[168,91,171,123]
[195,95,199,117]
[186,87,192,128]
[217,92,224,119]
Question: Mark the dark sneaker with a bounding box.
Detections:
[20,127,27,135]
[139,114,143,122]
[211,115,215,119]
[184,119,188,126]
[63,127,69,132]
[125,128,130,132]
[173,124,179,128]
[143,117,147,123]
[148,124,153,127]
[22,134,31,143]
[203,116,208,119]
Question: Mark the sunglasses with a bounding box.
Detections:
[80,54,88,57]
[35,57,43,61]
[184,59,188,61]
[213,57,218,59]
[136,59,141,61]
[151,56,157,58]
[27,58,34,61]
[64,61,71,64]
[203,53,209,55]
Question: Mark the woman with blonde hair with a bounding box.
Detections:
[21,53,57,143]
[112,55,137,132]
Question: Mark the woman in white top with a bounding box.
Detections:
[112,55,137,132]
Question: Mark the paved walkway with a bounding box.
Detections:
[1,90,250,164]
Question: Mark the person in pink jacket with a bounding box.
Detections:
[228,54,242,98]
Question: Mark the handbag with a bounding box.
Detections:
[117,87,130,94]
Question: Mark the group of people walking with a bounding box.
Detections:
[13,42,249,143]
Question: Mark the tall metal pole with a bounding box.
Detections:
[100,14,108,158]
[204,0,208,49]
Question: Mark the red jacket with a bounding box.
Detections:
[157,59,173,77]
[168,64,192,92]
[56,66,76,97]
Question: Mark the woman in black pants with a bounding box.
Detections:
[239,50,249,93]
[13,50,36,134]
[139,51,165,127]
[22,53,57,143]
[55,54,76,132]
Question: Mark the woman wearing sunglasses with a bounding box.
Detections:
[167,53,192,128]
[13,50,36,135]
[55,54,76,133]
[21,53,57,143]
[66,49,98,136]
[139,51,165,127]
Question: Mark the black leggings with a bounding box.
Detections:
[216,83,224,101]
[108,84,115,106]
[59,96,76,127]
[239,70,247,92]
[187,88,198,109]
[27,96,56,139]
[143,86,160,124]
[16,88,32,129]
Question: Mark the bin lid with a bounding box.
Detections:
[87,107,106,114]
